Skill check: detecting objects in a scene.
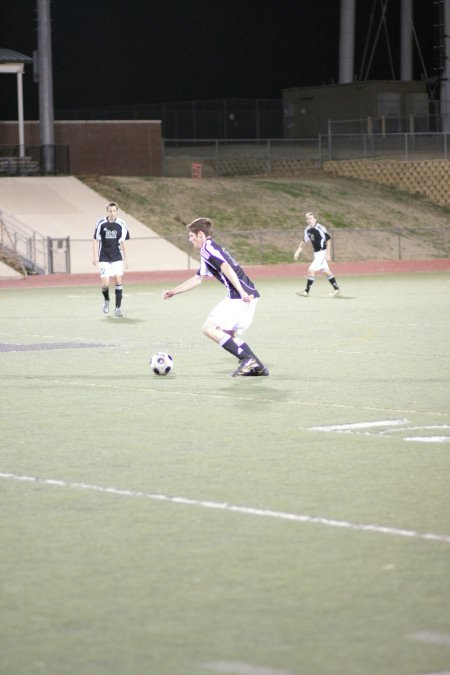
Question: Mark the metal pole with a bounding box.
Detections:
[255,99,260,140]
[441,0,450,131]
[327,119,332,159]
[16,71,26,158]
[400,0,413,81]
[215,140,219,176]
[37,0,55,173]
[339,0,356,83]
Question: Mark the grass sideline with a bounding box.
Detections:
[1,272,449,675]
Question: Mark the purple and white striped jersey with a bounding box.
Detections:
[197,237,260,300]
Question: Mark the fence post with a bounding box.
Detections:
[32,232,37,272]
[47,237,53,273]
[267,139,271,172]
[66,236,71,273]
[327,119,332,159]
[397,229,402,260]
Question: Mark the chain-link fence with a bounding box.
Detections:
[56,98,284,140]
[163,133,450,176]
[68,227,450,272]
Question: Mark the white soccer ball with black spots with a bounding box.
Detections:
[150,352,173,376]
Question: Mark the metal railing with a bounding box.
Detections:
[163,138,322,176]
[69,227,450,271]
[328,112,448,135]
[0,145,70,176]
[2,225,448,276]
[0,210,47,273]
[163,132,450,176]
[326,131,449,161]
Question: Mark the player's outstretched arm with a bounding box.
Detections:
[294,242,304,261]
[162,275,202,299]
[92,240,99,266]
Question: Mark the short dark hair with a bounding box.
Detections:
[186,217,213,236]
[107,202,118,209]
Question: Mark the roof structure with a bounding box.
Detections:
[0,48,34,156]
[0,48,33,64]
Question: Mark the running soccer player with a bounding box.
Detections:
[163,217,268,377]
[294,211,341,297]
[92,202,130,317]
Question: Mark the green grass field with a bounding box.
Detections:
[1,273,449,675]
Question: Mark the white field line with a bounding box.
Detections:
[308,420,450,443]
[1,472,450,545]
[405,436,450,443]
[4,376,450,418]
[310,419,409,431]
[206,661,294,675]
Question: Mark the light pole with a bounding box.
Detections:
[37,0,55,173]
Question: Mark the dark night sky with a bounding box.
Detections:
[0,0,436,120]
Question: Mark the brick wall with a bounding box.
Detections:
[0,121,162,176]
[323,159,450,208]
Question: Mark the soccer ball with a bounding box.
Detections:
[150,352,173,376]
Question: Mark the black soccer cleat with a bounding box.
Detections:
[231,357,258,377]
[241,364,269,376]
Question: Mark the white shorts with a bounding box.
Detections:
[98,261,124,278]
[310,250,330,273]
[208,297,259,335]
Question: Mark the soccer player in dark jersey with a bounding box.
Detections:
[163,217,268,377]
[92,202,130,317]
[294,212,341,297]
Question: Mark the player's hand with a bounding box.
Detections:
[162,290,173,299]
[241,293,253,304]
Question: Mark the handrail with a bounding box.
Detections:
[0,210,47,274]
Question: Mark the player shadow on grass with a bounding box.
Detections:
[305,295,357,302]
[104,317,146,324]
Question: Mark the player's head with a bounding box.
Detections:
[186,217,213,237]
[305,212,317,226]
[106,202,118,220]
[186,218,212,249]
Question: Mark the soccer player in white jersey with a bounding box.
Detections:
[163,217,268,377]
[294,211,341,297]
[92,202,129,317]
